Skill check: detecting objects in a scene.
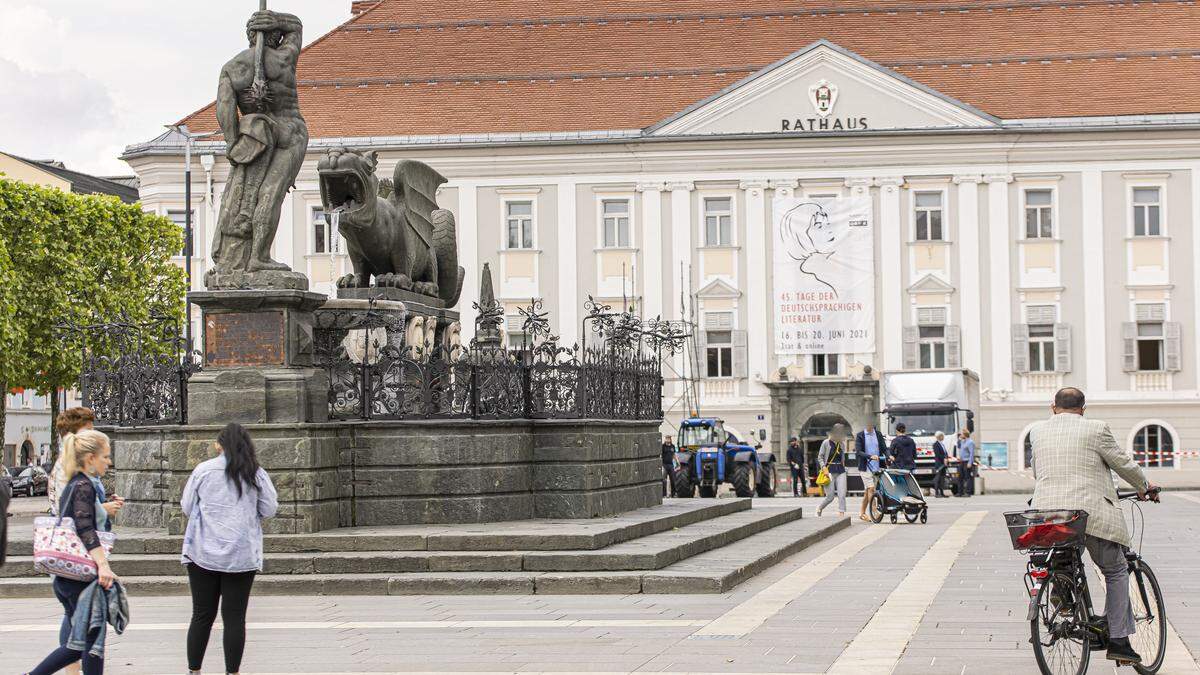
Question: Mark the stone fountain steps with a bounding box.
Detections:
[0,502,801,579]
[5,498,748,558]
[0,517,848,597]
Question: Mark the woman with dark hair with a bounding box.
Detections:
[181,423,278,675]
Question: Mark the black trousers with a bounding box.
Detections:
[933,466,948,495]
[29,576,103,675]
[662,461,673,496]
[790,466,805,495]
[186,563,257,673]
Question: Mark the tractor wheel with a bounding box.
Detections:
[756,462,778,498]
[673,465,696,498]
[731,462,755,498]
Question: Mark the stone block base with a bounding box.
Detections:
[111,418,661,533]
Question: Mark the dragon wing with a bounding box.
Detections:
[393,160,447,249]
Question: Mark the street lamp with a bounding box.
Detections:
[165,124,221,351]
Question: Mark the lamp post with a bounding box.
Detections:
[165,124,221,352]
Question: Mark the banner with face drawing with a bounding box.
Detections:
[773,195,875,355]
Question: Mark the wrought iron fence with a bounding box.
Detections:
[62,314,200,426]
[313,297,684,422]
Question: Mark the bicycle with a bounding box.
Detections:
[1005,487,1164,675]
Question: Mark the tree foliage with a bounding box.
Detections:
[0,177,186,439]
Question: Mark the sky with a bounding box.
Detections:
[0,1,353,177]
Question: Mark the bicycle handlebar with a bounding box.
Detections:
[1117,486,1161,502]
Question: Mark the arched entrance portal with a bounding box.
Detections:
[19,440,34,466]
[799,413,853,494]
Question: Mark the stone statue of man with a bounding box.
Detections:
[208,9,309,287]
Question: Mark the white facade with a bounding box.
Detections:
[125,43,1200,471]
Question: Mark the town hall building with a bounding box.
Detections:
[122,0,1200,472]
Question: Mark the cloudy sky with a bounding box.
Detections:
[0,1,353,176]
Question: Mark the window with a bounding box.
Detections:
[505,201,534,249]
[706,330,733,378]
[704,197,732,247]
[1133,424,1174,468]
[919,326,946,369]
[1132,187,1161,237]
[1024,189,1053,239]
[1136,322,1164,371]
[311,207,341,254]
[914,192,943,241]
[167,210,193,256]
[601,199,631,248]
[1028,324,1056,372]
[810,354,839,377]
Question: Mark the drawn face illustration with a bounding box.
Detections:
[806,208,836,251]
[780,201,844,297]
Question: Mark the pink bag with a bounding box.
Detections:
[32,484,116,582]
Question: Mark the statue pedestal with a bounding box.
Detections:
[187,289,329,425]
[205,268,309,291]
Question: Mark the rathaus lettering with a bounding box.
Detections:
[781,117,869,132]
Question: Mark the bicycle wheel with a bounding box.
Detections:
[1031,573,1091,675]
[869,494,885,523]
[1130,562,1167,674]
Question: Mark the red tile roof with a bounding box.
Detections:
[177,0,1200,139]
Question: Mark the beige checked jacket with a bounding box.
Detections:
[1030,413,1149,547]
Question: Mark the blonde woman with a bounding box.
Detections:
[25,430,117,675]
[816,423,849,517]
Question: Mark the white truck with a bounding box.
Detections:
[879,369,980,488]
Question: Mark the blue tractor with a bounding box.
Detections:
[672,418,777,498]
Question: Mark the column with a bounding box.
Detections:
[458,182,479,341]
[985,174,1015,393]
[740,179,770,395]
[636,181,666,322]
[557,180,579,344]
[954,175,983,373]
[667,182,695,318]
[1082,169,1107,393]
[875,177,904,370]
[668,182,695,394]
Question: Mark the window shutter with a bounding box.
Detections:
[1025,305,1057,324]
[903,326,919,369]
[705,311,734,330]
[694,330,708,379]
[1053,324,1072,373]
[1135,303,1165,322]
[1165,322,1182,372]
[1122,322,1138,372]
[505,316,525,333]
[1012,324,1030,374]
[732,330,748,378]
[917,307,947,326]
[945,325,961,368]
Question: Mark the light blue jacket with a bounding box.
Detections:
[66,579,128,658]
[180,455,278,573]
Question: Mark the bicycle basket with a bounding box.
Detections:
[1004,510,1088,551]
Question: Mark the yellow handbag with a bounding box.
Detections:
[816,443,841,487]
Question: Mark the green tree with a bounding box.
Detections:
[0,178,185,457]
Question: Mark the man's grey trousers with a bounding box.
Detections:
[1084,534,1135,638]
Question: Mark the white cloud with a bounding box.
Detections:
[0,1,352,176]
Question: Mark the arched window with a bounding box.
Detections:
[1132,424,1175,468]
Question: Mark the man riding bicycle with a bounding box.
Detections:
[1029,387,1159,665]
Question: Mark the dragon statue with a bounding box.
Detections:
[317,148,464,306]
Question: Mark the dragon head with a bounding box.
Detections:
[318,148,380,228]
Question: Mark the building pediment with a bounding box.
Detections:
[697,278,741,299]
[907,274,957,295]
[648,40,998,137]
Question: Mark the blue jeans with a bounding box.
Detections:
[29,577,103,675]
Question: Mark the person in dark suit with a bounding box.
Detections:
[932,431,949,497]
[888,423,918,472]
[660,436,677,497]
[786,437,806,497]
[855,423,886,521]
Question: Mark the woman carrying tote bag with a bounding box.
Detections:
[182,423,278,675]
[815,424,849,517]
[24,429,118,675]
